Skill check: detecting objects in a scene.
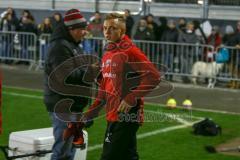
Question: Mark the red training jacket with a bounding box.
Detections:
[87,35,160,122]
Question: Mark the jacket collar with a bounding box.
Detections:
[104,35,133,52]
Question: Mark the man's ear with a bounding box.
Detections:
[120,26,126,36]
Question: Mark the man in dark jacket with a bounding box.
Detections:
[51,12,63,30]
[161,19,179,81]
[124,9,134,38]
[44,9,91,160]
[156,17,167,41]
[161,19,178,42]
[177,21,198,83]
[235,21,240,47]
[133,18,155,41]
[145,14,158,41]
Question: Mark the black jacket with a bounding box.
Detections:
[223,33,236,46]
[161,28,179,42]
[234,32,240,45]
[125,16,134,38]
[44,24,90,112]
[133,28,155,41]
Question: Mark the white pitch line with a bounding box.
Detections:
[88,110,204,152]
[136,123,192,139]
[145,109,193,125]
[88,144,103,152]
[145,102,240,115]
[144,109,204,120]
[3,90,240,115]
[2,91,43,99]
[88,120,200,152]
[3,85,43,92]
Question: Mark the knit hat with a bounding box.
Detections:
[64,9,87,29]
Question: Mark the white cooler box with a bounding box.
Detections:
[8,128,88,160]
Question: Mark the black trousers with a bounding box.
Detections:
[100,122,140,160]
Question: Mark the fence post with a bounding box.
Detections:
[28,33,38,70]
[52,0,56,9]
[203,0,209,19]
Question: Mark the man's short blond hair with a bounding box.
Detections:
[105,13,126,23]
[104,13,126,35]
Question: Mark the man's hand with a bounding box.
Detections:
[117,100,133,113]
[63,122,84,148]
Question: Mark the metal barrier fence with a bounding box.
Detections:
[38,34,52,70]
[216,46,240,81]
[134,40,212,74]
[0,31,37,70]
[47,36,239,83]
[1,32,239,85]
[134,40,240,83]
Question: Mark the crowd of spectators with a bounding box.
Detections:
[0,7,240,88]
[1,7,240,50]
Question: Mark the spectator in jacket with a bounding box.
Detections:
[44,9,92,160]
[205,25,222,62]
[38,17,53,65]
[207,25,222,50]
[161,19,178,42]
[161,19,179,81]
[235,21,240,48]
[178,21,198,83]
[0,13,18,64]
[88,11,103,38]
[156,17,167,41]
[19,15,37,33]
[124,9,134,38]
[178,17,187,33]
[19,10,35,26]
[178,21,198,44]
[228,21,240,89]
[223,25,235,46]
[0,13,18,32]
[38,17,53,35]
[18,15,37,64]
[133,18,155,41]
[145,14,158,40]
[51,12,63,30]
[0,7,19,30]
[87,11,103,55]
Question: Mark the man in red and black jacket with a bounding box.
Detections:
[86,13,160,160]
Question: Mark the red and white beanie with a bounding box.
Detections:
[64,9,87,29]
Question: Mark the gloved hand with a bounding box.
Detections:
[63,122,85,148]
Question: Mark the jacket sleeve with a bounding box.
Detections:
[84,75,105,121]
[178,32,185,43]
[124,47,161,106]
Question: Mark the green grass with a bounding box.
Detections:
[1,87,240,160]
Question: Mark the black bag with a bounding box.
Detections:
[193,118,222,136]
